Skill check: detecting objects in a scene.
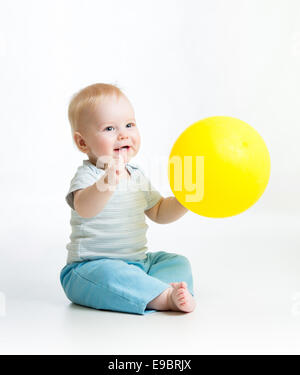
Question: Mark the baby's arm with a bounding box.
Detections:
[145,197,188,224]
[74,182,114,218]
[74,160,123,218]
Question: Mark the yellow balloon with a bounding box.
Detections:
[168,116,271,218]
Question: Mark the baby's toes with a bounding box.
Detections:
[172,286,196,313]
[177,287,186,295]
[170,281,188,290]
[176,289,186,302]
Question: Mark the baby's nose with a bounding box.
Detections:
[118,131,128,140]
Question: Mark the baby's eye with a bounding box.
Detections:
[126,123,135,128]
[105,126,114,132]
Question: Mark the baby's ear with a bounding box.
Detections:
[74,131,89,153]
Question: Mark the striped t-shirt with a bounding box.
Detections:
[65,159,162,264]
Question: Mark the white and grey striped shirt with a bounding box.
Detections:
[65,159,162,264]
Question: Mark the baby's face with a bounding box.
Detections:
[76,94,141,166]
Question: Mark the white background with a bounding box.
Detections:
[0,0,299,354]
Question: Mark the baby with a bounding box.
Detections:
[60,83,196,315]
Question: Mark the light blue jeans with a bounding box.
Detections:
[60,251,194,315]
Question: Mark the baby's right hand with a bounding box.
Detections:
[96,156,126,192]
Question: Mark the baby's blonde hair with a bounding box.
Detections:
[68,83,125,136]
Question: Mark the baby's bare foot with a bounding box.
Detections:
[168,282,196,313]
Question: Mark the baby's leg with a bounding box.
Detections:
[146,282,196,313]
[60,258,172,315]
[144,251,196,312]
[146,251,194,296]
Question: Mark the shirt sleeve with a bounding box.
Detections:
[135,166,163,211]
[65,165,100,210]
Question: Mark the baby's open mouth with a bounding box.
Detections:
[114,146,130,152]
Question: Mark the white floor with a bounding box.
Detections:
[0,207,299,355]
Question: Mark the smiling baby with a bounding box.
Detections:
[60,83,196,315]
